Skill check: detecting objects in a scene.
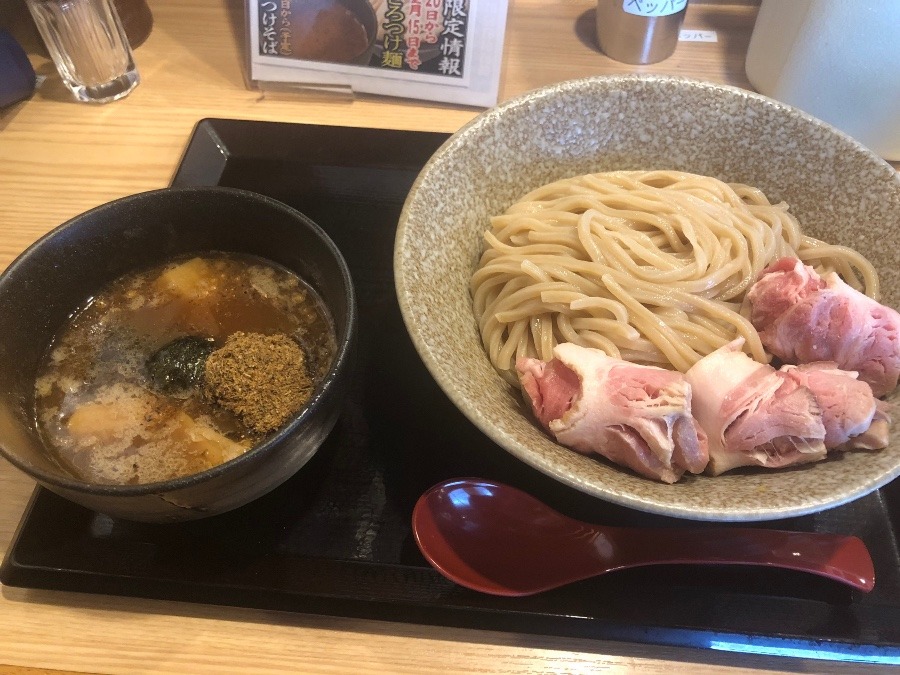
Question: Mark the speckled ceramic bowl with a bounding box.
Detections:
[395,75,900,521]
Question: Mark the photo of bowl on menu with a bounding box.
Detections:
[247,0,509,106]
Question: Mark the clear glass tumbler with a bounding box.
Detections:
[26,0,140,103]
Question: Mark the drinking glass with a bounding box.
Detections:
[26,0,140,103]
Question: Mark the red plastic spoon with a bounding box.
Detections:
[412,478,875,596]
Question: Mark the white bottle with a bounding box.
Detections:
[745,0,900,161]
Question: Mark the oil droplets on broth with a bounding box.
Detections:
[34,252,336,485]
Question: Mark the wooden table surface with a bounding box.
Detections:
[0,2,895,673]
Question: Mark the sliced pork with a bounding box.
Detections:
[685,339,827,475]
[747,257,900,397]
[779,362,891,451]
[516,342,708,484]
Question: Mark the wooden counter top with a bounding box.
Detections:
[0,2,893,673]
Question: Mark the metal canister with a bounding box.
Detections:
[595,0,688,65]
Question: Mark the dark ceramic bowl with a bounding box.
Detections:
[0,186,357,522]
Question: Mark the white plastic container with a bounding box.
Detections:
[745,0,900,160]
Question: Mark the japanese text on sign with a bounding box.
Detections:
[249,0,508,107]
[258,1,470,78]
[437,0,467,76]
[259,1,277,55]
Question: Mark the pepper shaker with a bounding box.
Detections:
[595,0,688,65]
[26,0,140,103]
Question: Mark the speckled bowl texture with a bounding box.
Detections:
[395,75,900,522]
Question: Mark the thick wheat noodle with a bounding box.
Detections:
[471,170,879,381]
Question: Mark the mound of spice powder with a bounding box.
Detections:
[202,332,313,434]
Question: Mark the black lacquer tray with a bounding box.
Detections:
[3,118,900,665]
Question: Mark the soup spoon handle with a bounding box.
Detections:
[601,526,875,592]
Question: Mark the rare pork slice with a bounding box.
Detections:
[747,257,900,397]
[779,362,891,451]
[516,342,708,484]
[684,339,827,475]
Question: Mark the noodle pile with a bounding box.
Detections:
[471,170,878,381]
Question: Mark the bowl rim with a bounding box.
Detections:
[0,185,358,497]
[395,74,900,521]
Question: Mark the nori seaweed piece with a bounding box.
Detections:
[146,336,216,394]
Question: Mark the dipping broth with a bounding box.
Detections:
[34,252,336,485]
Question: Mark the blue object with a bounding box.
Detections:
[0,29,37,108]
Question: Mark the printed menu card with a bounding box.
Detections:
[247,0,509,107]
